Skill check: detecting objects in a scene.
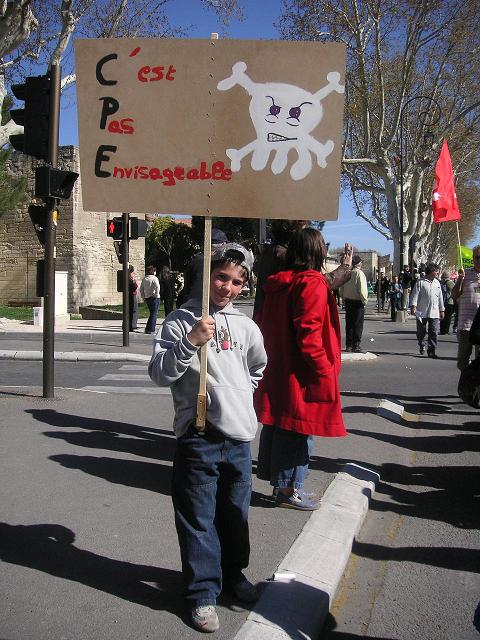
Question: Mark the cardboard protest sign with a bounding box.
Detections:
[75,38,345,220]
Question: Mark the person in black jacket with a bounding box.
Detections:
[160,266,176,317]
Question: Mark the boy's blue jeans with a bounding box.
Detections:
[257,424,313,489]
[172,424,252,607]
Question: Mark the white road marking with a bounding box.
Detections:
[99,373,151,381]
[81,385,171,395]
[118,364,149,371]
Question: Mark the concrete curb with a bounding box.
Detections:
[0,350,150,362]
[236,463,380,640]
[341,351,377,361]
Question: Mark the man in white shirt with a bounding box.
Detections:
[410,263,445,358]
[140,265,161,334]
[342,255,368,352]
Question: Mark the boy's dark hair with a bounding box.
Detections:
[146,265,156,275]
[211,244,252,283]
[425,262,439,275]
[211,253,248,283]
[286,227,327,272]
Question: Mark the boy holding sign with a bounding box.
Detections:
[149,243,267,632]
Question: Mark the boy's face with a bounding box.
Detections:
[210,263,246,309]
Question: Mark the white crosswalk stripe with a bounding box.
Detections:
[80,363,169,395]
[82,385,170,394]
[99,374,151,381]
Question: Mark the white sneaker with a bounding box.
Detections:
[191,605,219,633]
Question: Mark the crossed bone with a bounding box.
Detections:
[217,62,345,99]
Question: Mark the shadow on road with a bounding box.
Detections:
[50,454,173,495]
[0,522,184,616]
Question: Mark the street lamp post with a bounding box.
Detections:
[398,95,441,271]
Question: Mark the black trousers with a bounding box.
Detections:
[345,299,365,349]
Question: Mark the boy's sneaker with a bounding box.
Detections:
[276,489,320,511]
[272,487,316,499]
[232,578,259,603]
[191,605,219,633]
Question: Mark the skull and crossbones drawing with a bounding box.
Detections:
[217,62,344,181]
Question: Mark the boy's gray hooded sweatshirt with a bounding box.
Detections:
[148,299,267,441]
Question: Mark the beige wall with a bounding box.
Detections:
[1,147,145,312]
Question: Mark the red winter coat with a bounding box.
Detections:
[254,269,347,437]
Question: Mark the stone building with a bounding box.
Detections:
[330,249,393,282]
[0,146,145,313]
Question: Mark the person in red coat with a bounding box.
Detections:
[254,228,347,510]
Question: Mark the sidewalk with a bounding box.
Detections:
[0,315,378,362]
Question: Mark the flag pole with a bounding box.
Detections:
[456,221,463,271]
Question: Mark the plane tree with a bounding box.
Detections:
[278,0,480,269]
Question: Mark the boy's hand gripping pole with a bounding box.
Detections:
[195,216,212,431]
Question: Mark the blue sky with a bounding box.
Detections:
[59,0,404,257]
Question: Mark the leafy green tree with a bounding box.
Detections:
[191,216,257,249]
[146,217,199,271]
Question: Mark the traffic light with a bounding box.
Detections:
[36,260,45,297]
[113,240,124,264]
[29,204,48,245]
[9,74,51,159]
[35,166,79,199]
[107,217,123,239]
[117,270,124,292]
[130,217,149,239]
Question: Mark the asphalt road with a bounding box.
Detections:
[1,309,479,640]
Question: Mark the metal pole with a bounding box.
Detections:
[122,212,130,347]
[42,63,60,398]
[377,254,381,313]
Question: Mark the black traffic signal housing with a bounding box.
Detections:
[130,217,149,239]
[113,240,124,264]
[35,166,79,199]
[117,270,124,292]
[107,217,123,239]
[29,204,48,245]
[9,74,51,160]
[36,259,45,297]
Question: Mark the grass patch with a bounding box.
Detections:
[0,306,34,321]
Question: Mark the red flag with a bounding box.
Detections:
[432,140,461,223]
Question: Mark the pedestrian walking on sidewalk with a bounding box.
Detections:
[342,255,368,352]
[140,265,160,334]
[149,243,267,633]
[160,266,176,317]
[254,228,347,511]
[388,276,403,321]
[410,262,444,358]
[440,270,455,335]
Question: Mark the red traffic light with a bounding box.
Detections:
[107,217,123,239]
